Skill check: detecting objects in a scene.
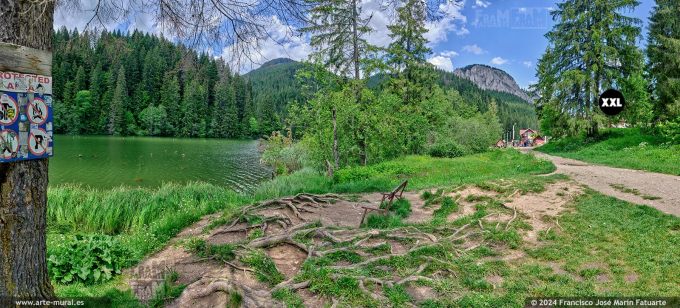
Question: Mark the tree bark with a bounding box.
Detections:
[0,0,55,300]
[332,107,339,170]
[351,0,367,165]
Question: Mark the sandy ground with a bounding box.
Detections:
[526,149,680,216]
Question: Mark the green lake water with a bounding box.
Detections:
[49,135,272,192]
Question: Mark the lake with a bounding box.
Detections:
[49,135,272,192]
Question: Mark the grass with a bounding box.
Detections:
[254,149,555,199]
[610,183,662,200]
[431,197,459,225]
[148,271,186,308]
[521,191,680,297]
[610,183,642,195]
[240,250,285,286]
[538,128,680,175]
[45,149,555,304]
[365,198,412,228]
[185,238,236,262]
[356,190,679,307]
[274,180,679,306]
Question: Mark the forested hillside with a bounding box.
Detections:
[52,28,272,138]
[53,28,536,141]
[436,69,538,138]
[249,58,538,140]
[245,58,304,134]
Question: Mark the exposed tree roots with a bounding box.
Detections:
[173,193,495,307]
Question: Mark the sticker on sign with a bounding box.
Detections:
[0,71,53,163]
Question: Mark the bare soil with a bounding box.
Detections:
[529,150,680,216]
[126,182,585,307]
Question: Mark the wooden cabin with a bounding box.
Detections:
[533,136,546,146]
[519,128,536,147]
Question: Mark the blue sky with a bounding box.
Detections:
[427,0,655,88]
[55,0,656,87]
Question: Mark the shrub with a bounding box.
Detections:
[428,141,466,158]
[657,118,680,144]
[48,234,130,285]
[260,129,309,175]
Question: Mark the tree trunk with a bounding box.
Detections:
[351,0,367,165]
[0,0,55,300]
[332,107,339,170]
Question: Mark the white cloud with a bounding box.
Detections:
[54,0,123,31]
[55,0,469,73]
[440,50,459,57]
[473,0,491,8]
[360,0,393,47]
[462,44,486,55]
[522,61,533,68]
[424,1,469,44]
[221,16,311,73]
[428,56,454,71]
[490,57,508,65]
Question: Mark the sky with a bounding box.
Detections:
[54,0,656,89]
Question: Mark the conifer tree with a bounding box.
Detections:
[535,0,643,136]
[89,61,106,132]
[301,0,373,166]
[385,0,435,106]
[160,73,182,134]
[181,79,208,137]
[108,68,127,135]
[647,0,680,121]
[301,0,371,80]
[211,77,239,138]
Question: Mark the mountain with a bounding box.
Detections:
[247,58,538,139]
[454,64,533,103]
[246,58,305,122]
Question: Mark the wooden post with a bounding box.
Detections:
[0,43,52,75]
[0,0,56,299]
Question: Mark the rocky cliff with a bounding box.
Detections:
[454,64,532,103]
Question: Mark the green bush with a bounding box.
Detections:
[260,130,310,175]
[48,234,130,285]
[428,141,466,158]
[657,118,680,144]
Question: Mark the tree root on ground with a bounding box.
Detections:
[174,193,499,307]
[175,277,275,307]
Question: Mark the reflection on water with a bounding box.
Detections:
[49,135,271,193]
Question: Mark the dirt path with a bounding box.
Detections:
[527,149,680,216]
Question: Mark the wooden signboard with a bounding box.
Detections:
[0,43,54,162]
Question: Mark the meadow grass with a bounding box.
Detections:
[291,190,680,307]
[537,128,680,175]
[47,149,555,301]
[519,192,680,296]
